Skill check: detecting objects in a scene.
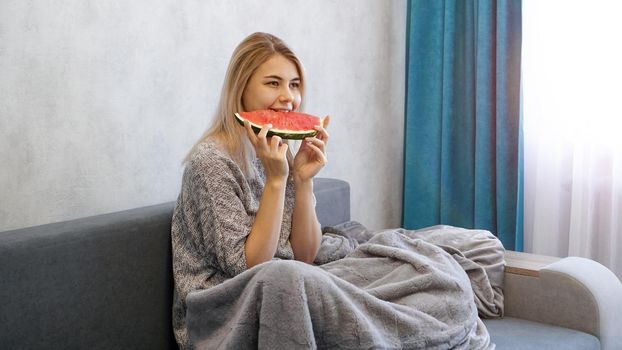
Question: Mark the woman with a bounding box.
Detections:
[171,32,330,349]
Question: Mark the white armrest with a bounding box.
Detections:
[541,257,622,350]
[503,252,622,350]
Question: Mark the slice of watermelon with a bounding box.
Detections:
[234,110,323,140]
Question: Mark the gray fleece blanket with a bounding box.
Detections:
[186,224,505,349]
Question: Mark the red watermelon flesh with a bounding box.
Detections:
[234,110,323,140]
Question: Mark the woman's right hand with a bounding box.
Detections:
[244,120,289,182]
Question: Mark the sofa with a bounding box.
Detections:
[1,178,621,349]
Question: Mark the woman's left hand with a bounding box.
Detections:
[293,115,330,183]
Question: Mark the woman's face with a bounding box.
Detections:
[242,54,302,113]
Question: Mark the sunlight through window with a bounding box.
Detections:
[522,0,622,277]
[523,0,622,152]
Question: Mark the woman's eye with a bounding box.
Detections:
[290,82,300,89]
[267,81,279,87]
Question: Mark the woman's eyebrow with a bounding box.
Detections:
[263,75,300,81]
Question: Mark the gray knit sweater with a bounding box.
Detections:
[171,140,296,349]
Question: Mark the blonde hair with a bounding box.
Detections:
[183,32,305,179]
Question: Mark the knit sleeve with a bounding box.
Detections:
[185,156,254,278]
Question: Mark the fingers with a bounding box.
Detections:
[304,137,325,151]
[315,115,330,145]
[321,115,331,129]
[270,135,283,153]
[257,124,272,147]
[245,121,275,150]
[258,123,271,139]
[305,141,327,164]
[274,137,288,158]
[303,137,327,163]
[279,141,289,156]
[243,120,288,179]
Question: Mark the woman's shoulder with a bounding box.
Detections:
[184,139,236,174]
[188,139,231,164]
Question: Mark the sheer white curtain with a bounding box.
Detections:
[522,0,622,279]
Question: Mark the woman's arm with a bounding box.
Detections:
[244,178,287,268]
[290,116,330,264]
[290,179,322,263]
[243,121,290,269]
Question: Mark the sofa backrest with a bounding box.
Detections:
[0,178,350,350]
[1,202,178,349]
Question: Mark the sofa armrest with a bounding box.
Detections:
[313,178,350,227]
[503,251,622,350]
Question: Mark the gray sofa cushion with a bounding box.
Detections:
[484,317,600,350]
[0,202,178,350]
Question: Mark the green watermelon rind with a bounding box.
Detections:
[234,112,320,140]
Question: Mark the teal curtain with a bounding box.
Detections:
[402,0,523,250]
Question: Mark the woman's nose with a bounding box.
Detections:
[279,86,294,102]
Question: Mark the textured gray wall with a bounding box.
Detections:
[0,0,406,231]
